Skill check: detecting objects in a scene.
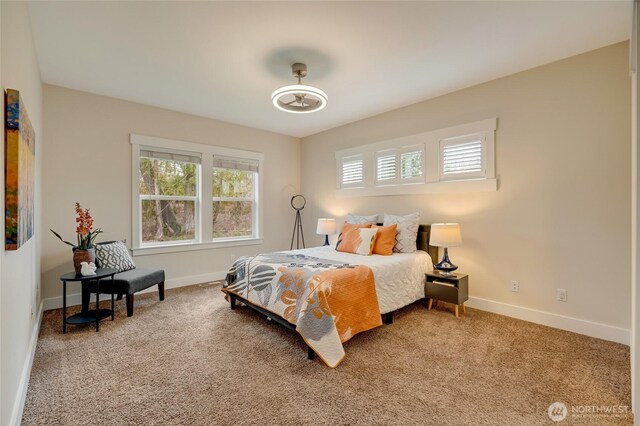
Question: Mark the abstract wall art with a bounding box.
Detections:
[5,89,35,250]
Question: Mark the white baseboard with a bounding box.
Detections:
[42,270,227,311]
[467,296,630,345]
[9,300,43,426]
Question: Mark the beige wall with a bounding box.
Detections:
[41,85,300,301]
[1,2,43,425]
[301,42,631,330]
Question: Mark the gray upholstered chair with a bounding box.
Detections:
[83,241,165,317]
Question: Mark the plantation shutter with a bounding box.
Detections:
[400,149,423,179]
[341,158,364,186]
[212,155,259,172]
[140,149,201,164]
[376,152,397,182]
[442,139,483,177]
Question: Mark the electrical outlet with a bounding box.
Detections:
[557,288,568,302]
[510,281,520,292]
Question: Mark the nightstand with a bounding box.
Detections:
[425,271,469,318]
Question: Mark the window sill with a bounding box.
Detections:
[132,238,263,256]
[336,178,497,197]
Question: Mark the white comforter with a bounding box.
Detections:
[289,246,433,314]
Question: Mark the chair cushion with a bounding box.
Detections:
[95,268,164,295]
[114,268,164,294]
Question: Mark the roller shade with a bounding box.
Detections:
[213,155,259,172]
[140,149,201,164]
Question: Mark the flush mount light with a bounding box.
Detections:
[272,63,327,114]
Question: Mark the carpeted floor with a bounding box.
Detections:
[22,282,631,425]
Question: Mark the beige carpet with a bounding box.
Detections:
[22,282,631,425]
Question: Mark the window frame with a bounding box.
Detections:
[338,154,365,188]
[439,134,486,181]
[211,160,259,241]
[334,118,497,197]
[374,149,399,186]
[131,134,264,256]
[138,151,201,247]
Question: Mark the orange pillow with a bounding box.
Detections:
[371,224,397,256]
[335,222,371,250]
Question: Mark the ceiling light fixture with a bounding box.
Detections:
[272,63,327,114]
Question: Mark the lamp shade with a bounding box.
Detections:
[429,223,462,247]
[316,218,336,235]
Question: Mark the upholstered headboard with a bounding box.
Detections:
[376,223,438,265]
[417,224,439,265]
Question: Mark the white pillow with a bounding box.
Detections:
[346,213,379,225]
[383,212,420,253]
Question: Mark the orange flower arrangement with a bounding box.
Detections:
[51,202,103,250]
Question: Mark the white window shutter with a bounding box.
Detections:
[441,138,484,179]
[341,158,364,187]
[376,152,397,182]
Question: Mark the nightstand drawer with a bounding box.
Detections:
[425,281,461,304]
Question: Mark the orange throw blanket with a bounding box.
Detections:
[223,253,382,367]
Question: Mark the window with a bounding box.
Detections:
[212,156,258,239]
[340,156,364,187]
[400,148,423,180]
[375,150,397,184]
[374,145,424,186]
[131,134,264,254]
[139,149,200,244]
[440,136,484,180]
[334,118,496,196]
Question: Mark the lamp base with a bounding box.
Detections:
[434,247,458,275]
[323,235,330,246]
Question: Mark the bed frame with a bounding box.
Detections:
[226,224,439,360]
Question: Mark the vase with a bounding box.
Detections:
[72,248,96,275]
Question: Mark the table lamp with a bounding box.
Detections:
[316,218,336,246]
[429,223,462,275]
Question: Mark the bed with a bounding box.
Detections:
[222,224,438,367]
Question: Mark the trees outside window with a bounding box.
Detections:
[139,155,198,243]
[212,168,255,238]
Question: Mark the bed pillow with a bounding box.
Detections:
[383,212,420,253]
[371,224,397,256]
[95,241,136,272]
[336,227,378,256]
[346,213,379,225]
[335,222,371,249]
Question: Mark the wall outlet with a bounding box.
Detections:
[557,288,568,302]
[510,280,520,292]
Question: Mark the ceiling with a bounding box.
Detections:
[28,1,631,138]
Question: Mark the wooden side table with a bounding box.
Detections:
[425,271,469,318]
[59,268,118,333]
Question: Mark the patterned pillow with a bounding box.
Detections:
[336,227,378,256]
[95,241,136,272]
[346,213,379,225]
[383,212,420,253]
[335,223,371,249]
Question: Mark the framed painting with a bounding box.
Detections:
[5,89,35,250]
